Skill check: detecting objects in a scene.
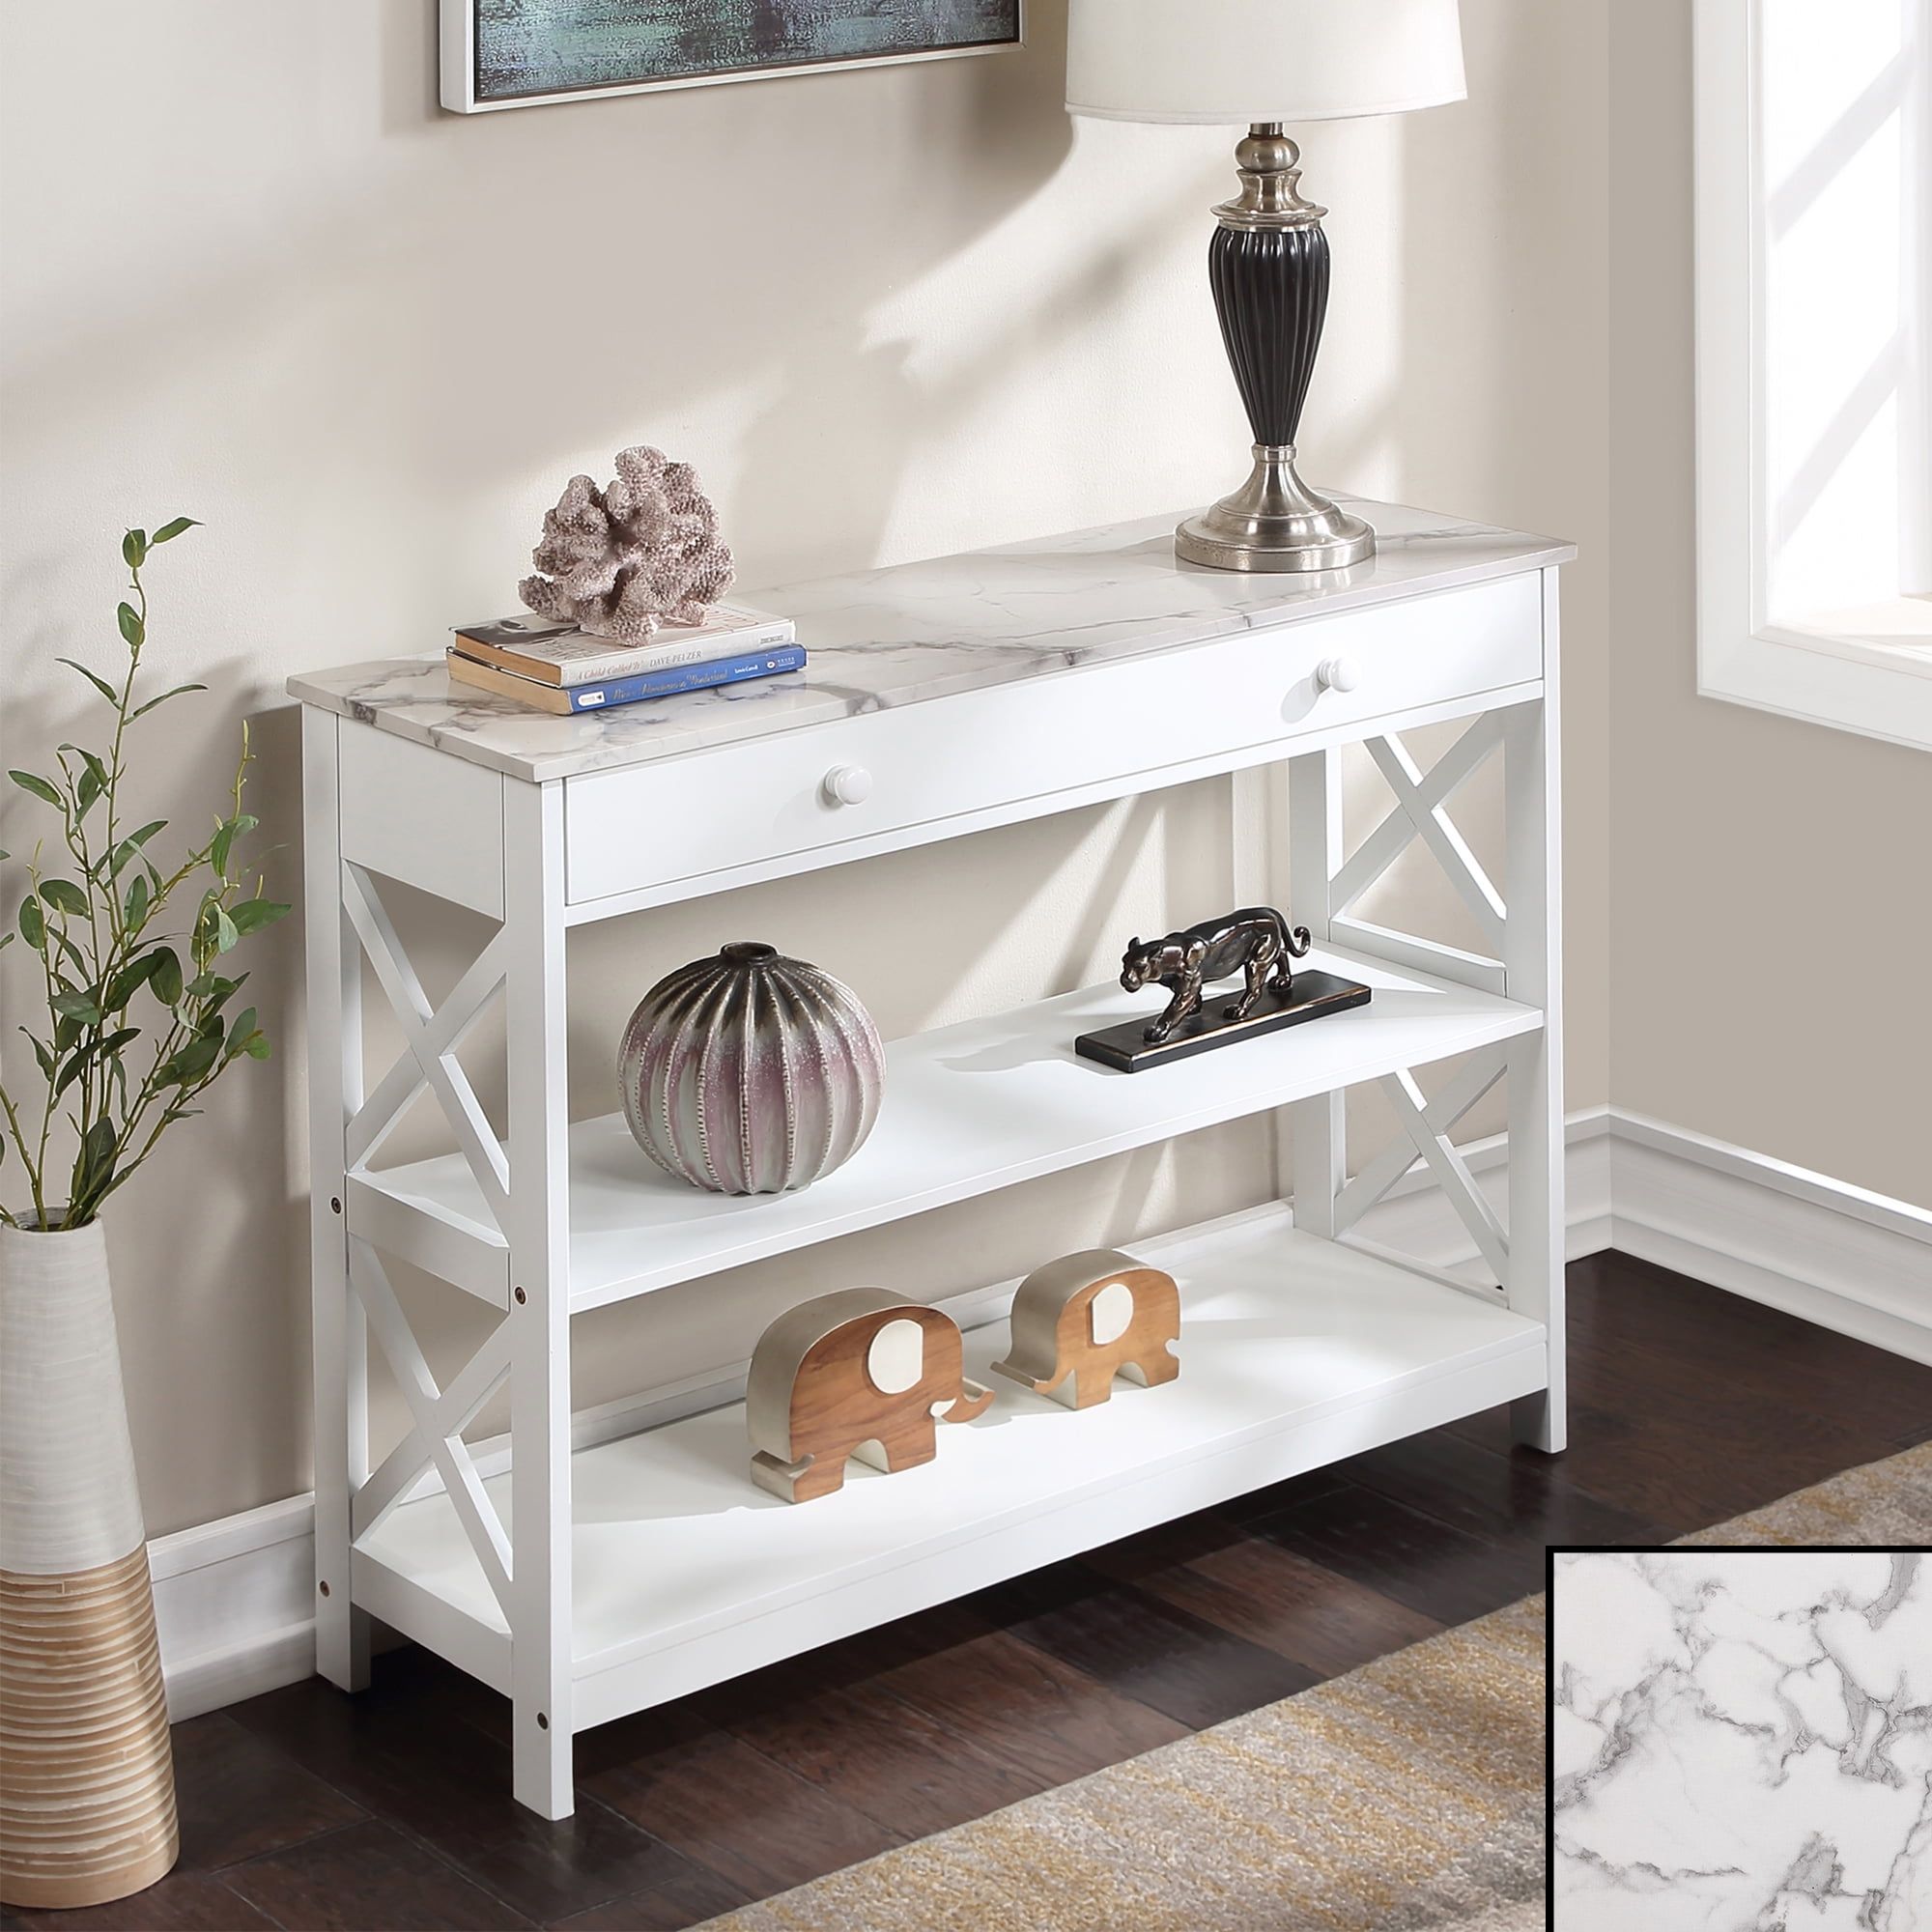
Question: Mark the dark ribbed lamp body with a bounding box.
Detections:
[1208,223,1330,450]
[1175,128,1373,572]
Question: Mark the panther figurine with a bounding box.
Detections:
[1119,906,1313,1045]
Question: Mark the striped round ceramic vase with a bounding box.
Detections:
[617,943,886,1194]
[0,1217,178,1910]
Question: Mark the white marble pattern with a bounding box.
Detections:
[287,497,1573,783]
[1553,1549,1932,1931]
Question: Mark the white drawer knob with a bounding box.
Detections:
[1315,655,1360,694]
[823,763,874,807]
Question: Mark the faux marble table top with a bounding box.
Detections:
[288,496,1573,784]
[1553,1548,1931,1931]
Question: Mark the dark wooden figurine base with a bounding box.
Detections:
[1075,970,1372,1073]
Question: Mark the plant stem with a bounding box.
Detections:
[0,1079,35,1227]
[101,561,147,929]
[23,846,59,1228]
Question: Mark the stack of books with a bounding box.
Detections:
[446,605,803,715]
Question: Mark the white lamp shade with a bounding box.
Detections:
[1066,0,1465,125]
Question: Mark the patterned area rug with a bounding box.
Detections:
[703,1442,1931,1931]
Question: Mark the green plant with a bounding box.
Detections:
[0,521,290,1230]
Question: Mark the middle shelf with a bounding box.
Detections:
[348,942,1540,1312]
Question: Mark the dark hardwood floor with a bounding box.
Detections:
[10,1252,1928,1932]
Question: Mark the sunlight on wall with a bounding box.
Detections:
[1759,0,1931,656]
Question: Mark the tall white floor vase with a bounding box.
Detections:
[0,1219,178,1910]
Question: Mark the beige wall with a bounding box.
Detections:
[1,0,1611,1537]
[1608,1,1932,1211]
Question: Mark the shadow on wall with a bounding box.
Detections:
[372,0,1085,584]
[0,0,1101,1532]
[2,0,1083,600]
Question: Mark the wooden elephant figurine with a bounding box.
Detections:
[747,1288,993,1503]
[991,1248,1179,1409]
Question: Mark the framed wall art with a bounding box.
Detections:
[440,1,1025,114]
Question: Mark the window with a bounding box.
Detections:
[1694,0,1932,750]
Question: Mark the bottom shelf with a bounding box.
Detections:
[354,1206,1548,1730]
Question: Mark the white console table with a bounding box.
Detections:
[293,496,1571,1817]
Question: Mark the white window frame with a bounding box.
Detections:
[1693,0,1932,753]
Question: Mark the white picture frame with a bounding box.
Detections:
[440,0,1025,115]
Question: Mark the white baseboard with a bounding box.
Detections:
[148,1496,316,1721]
[145,1106,1932,1720]
[1606,1110,1932,1370]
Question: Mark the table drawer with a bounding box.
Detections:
[564,570,1543,906]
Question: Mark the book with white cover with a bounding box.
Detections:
[451,604,795,685]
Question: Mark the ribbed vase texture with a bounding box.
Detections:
[617,943,886,1194]
[0,1219,178,1910]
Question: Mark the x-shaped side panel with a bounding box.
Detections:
[350,1239,515,1620]
[1331,1048,1508,1237]
[1377,1065,1512,1285]
[1330,713,1507,951]
[343,863,511,1236]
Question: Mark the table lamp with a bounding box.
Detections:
[1067,0,1465,572]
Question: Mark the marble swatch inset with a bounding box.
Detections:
[1553,1548,1931,1930]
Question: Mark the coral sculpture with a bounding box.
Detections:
[518,444,734,640]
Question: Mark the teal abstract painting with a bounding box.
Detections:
[455,1,1022,108]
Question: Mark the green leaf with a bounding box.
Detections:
[211,814,262,884]
[54,1029,141,1099]
[123,871,149,930]
[0,930,12,952]
[103,952,160,1011]
[38,879,89,916]
[186,971,244,1012]
[151,517,199,545]
[106,819,168,878]
[224,1007,258,1058]
[8,770,62,808]
[60,658,121,704]
[160,1033,222,1087]
[56,745,107,813]
[18,897,45,952]
[150,947,183,1006]
[51,990,103,1024]
[117,602,144,647]
[19,1029,55,1082]
[75,1116,117,1198]
[54,1011,80,1051]
[227,897,290,936]
[123,529,148,568]
[244,1032,272,1060]
[126,683,206,724]
[213,906,239,953]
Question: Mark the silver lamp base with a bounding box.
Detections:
[1176,444,1375,574]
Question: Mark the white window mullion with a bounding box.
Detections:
[1694,0,1932,752]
